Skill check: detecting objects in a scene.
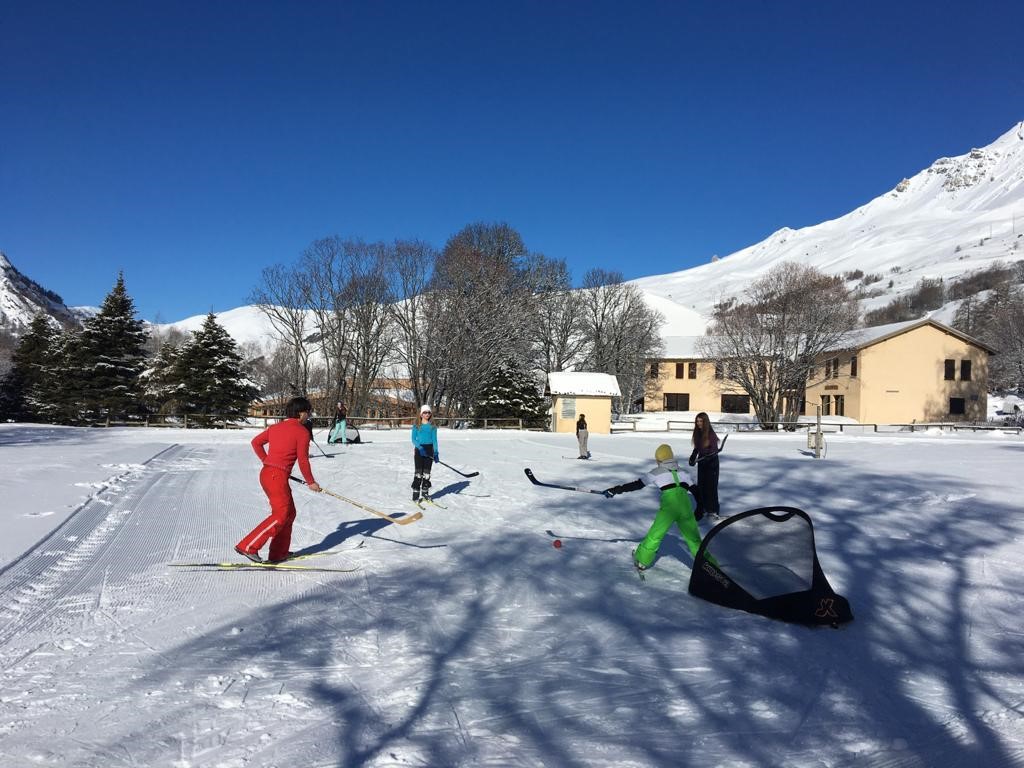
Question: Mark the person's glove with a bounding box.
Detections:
[434,451,439,461]
[416,447,426,457]
[603,489,615,498]
[688,457,696,467]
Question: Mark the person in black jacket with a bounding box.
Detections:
[575,414,590,459]
[688,412,720,520]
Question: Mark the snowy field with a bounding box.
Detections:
[1,422,1023,768]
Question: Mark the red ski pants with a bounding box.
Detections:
[236,466,296,561]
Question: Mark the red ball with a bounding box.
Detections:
[553,539,562,548]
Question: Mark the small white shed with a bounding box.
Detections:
[546,372,621,434]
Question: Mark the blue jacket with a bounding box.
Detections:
[411,423,438,452]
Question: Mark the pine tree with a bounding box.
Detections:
[43,330,87,424]
[140,340,182,414]
[474,358,548,427]
[171,313,260,423]
[0,314,58,421]
[79,273,149,421]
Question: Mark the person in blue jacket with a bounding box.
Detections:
[411,404,439,501]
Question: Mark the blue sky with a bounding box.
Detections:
[3,1,1022,322]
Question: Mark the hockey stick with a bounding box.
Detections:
[524,468,608,496]
[289,476,422,525]
[695,434,727,463]
[436,459,479,478]
[310,436,332,458]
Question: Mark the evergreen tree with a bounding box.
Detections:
[43,329,87,424]
[140,340,182,414]
[474,358,548,427]
[79,273,149,421]
[171,313,260,422]
[0,315,58,421]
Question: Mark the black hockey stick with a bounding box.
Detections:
[695,434,727,463]
[310,436,333,458]
[436,459,479,478]
[524,468,608,496]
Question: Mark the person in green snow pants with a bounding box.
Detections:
[604,443,704,569]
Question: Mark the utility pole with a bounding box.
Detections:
[815,403,822,459]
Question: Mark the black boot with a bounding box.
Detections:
[411,475,422,501]
[419,475,432,501]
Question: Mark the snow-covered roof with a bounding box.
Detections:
[660,336,706,359]
[546,372,621,397]
[837,318,997,354]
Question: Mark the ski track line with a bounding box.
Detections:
[0,444,187,654]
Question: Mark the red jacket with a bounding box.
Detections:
[251,418,316,485]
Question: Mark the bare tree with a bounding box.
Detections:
[578,269,664,413]
[249,264,315,395]
[523,255,585,376]
[955,282,1024,393]
[300,237,355,407]
[342,241,396,415]
[385,238,439,409]
[426,222,535,415]
[698,262,859,430]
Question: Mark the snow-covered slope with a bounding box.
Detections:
[155,305,283,350]
[0,252,80,331]
[633,122,1024,327]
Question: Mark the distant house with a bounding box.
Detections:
[645,318,995,424]
[805,318,995,424]
[546,372,621,434]
[644,336,754,416]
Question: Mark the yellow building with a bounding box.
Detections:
[644,337,754,415]
[546,372,621,434]
[805,318,994,423]
[646,319,994,424]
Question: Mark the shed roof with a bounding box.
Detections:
[546,372,622,397]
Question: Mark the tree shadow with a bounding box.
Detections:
[87,449,1024,767]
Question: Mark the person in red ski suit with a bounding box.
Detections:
[235,396,322,564]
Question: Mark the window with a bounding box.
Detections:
[688,361,697,379]
[834,395,845,417]
[831,357,840,378]
[944,359,955,380]
[720,394,750,414]
[675,362,685,378]
[850,355,858,378]
[821,394,831,416]
[665,393,690,411]
[649,362,659,378]
[960,359,972,381]
[714,362,724,379]
[949,397,966,415]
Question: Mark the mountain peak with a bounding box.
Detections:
[633,121,1024,330]
[0,252,80,333]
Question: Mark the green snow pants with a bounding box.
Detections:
[633,485,702,568]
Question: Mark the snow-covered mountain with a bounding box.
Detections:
[156,305,279,351]
[0,252,83,332]
[5,122,1024,349]
[633,122,1024,334]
